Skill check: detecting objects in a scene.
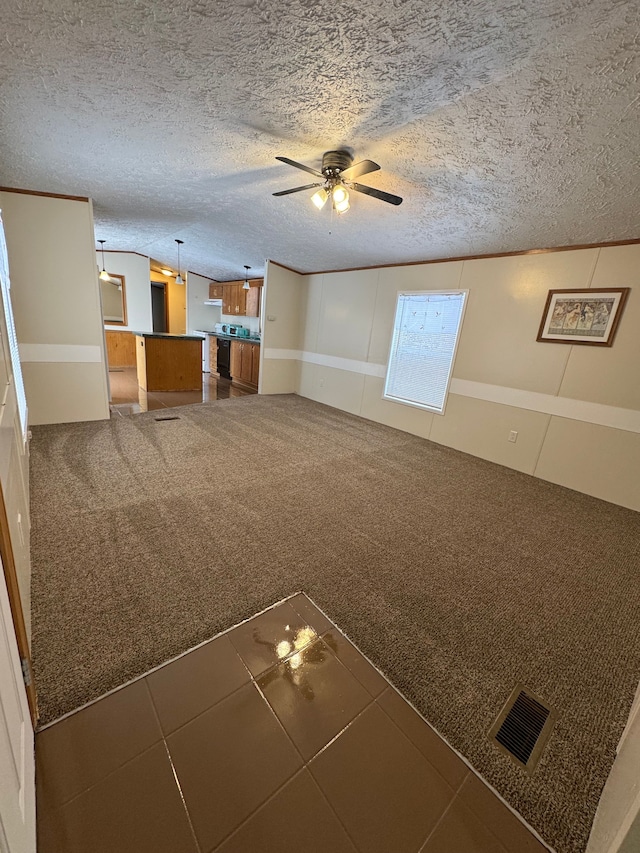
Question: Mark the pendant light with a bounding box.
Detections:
[98,240,111,281]
[174,239,184,285]
[243,265,251,290]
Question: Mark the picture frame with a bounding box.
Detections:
[536,288,630,346]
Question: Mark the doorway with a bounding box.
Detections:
[151,281,167,333]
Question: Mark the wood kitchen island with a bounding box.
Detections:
[134,332,203,392]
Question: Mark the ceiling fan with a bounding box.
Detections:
[273,150,403,214]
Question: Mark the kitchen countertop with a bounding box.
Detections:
[133,332,206,341]
[197,331,261,344]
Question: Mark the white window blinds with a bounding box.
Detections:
[384,290,467,414]
[0,212,28,437]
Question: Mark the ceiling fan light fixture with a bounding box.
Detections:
[274,150,402,210]
[174,239,184,285]
[311,188,328,210]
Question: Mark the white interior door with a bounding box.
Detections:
[0,555,35,853]
[0,210,35,852]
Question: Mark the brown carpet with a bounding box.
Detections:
[30,394,640,853]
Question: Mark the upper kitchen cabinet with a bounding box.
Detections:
[245,282,262,317]
[208,283,224,299]
[221,280,263,316]
[223,282,243,315]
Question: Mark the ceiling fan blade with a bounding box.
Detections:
[350,182,403,206]
[275,156,323,178]
[340,159,380,180]
[272,183,322,197]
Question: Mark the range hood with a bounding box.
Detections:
[203,299,223,306]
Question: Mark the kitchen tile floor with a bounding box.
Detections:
[108,367,255,417]
[35,594,550,853]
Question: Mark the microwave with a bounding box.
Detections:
[214,323,249,337]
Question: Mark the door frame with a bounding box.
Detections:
[0,482,36,727]
[150,280,169,333]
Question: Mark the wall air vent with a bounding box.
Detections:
[488,684,558,774]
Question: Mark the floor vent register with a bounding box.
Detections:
[488,684,557,774]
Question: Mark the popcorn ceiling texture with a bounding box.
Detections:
[0,1,638,274]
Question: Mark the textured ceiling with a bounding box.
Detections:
[0,0,638,279]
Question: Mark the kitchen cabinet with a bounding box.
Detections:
[105,330,136,368]
[245,283,262,318]
[250,343,260,387]
[209,335,218,374]
[221,280,263,317]
[223,283,243,315]
[230,340,260,389]
[135,333,203,391]
[208,283,224,299]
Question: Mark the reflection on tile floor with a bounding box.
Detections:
[108,367,255,417]
[35,594,550,853]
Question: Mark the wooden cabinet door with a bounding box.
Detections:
[230,342,258,387]
[222,285,235,315]
[105,330,137,367]
[236,285,247,316]
[245,284,262,318]
[230,340,242,377]
[250,343,260,388]
[239,342,251,383]
[209,336,218,373]
[209,283,224,299]
[222,283,247,315]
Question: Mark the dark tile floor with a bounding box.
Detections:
[35,594,550,853]
[108,367,255,417]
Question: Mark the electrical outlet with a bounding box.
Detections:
[508,430,518,443]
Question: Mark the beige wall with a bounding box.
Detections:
[261,261,302,394]
[0,191,110,425]
[267,245,640,511]
[148,269,186,334]
[186,271,221,335]
[99,251,152,332]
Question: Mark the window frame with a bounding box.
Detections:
[383,288,469,416]
[0,212,28,440]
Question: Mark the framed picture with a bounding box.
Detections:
[536,288,630,346]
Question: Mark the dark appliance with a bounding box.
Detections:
[217,338,231,379]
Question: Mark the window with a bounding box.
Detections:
[383,290,467,414]
[0,212,28,437]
